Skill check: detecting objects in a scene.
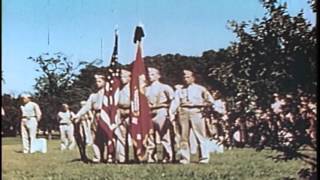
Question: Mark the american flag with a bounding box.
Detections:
[97,30,121,156]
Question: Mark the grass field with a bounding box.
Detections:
[2,137,309,180]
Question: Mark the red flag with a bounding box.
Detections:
[97,30,120,157]
[130,27,153,160]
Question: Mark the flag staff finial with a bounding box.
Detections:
[133,26,145,44]
[115,24,119,34]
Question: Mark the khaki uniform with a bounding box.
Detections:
[116,83,131,162]
[75,90,105,162]
[20,101,42,153]
[57,111,76,150]
[170,83,214,163]
[79,110,94,145]
[146,80,174,161]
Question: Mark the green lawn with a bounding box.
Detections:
[2,137,308,180]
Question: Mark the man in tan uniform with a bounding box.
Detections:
[74,74,113,163]
[116,69,132,163]
[57,103,76,150]
[79,100,94,145]
[169,69,214,164]
[74,101,94,162]
[145,67,175,163]
[20,93,42,154]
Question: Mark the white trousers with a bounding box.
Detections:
[59,124,76,150]
[179,108,209,162]
[147,108,173,160]
[21,118,38,153]
[115,112,130,163]
[81,120,93,145]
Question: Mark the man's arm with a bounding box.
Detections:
[164,85,175,101]
[34,103,42,121]
[169,90,181,121]
[75,96,93,119]
[202,88,214,105]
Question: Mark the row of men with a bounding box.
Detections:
[56,88,317,159]
[19,67,221,164]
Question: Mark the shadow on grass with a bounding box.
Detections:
[67,158,184,165]
[14,150,24,154]
[68,158,94,164]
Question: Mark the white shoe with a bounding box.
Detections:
[92,158,100,163]
[199,158,209,164]
[107,156,114,163]
[179,159,190,164]
[147,158,155,163]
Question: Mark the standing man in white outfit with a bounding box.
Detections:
[145,67,175,163]
[20,93,42,154]
[169,69,214,164]
[57,103,76,150]
[116,69,132,163]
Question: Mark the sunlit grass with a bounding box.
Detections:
[2,137,308,180]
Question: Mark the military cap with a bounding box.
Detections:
[183,69,194,76]
[148,67,160,74]
[20,93,31,98]
[94,74,106,80]
[80,101,87,106]
[121,69,131,76]
[62,103,69,107]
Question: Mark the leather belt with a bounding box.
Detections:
[94,109,101,113]
[181,105,204,109]
[151,105,169,110]
[60,123,71,125]
[22,116,36,119]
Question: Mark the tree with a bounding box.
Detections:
[1,94,20,137]
[209,0,316,108]
[28,52,100,138]
[207,0,316,178]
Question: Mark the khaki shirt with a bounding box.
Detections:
[118,83,130,108]
[146,81,174,108]
[75,90,104,118]
[170,83,214,115]
[58,111,75,124]
[20,101,42,121]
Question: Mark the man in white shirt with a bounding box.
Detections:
[74,74,116,163]
[20,93,42,154]
[57,103,76,150]
[169,69,214,164]
[116,69,132,163]
[145,67,175,163]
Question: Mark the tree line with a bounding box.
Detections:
[2,0,316,137]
